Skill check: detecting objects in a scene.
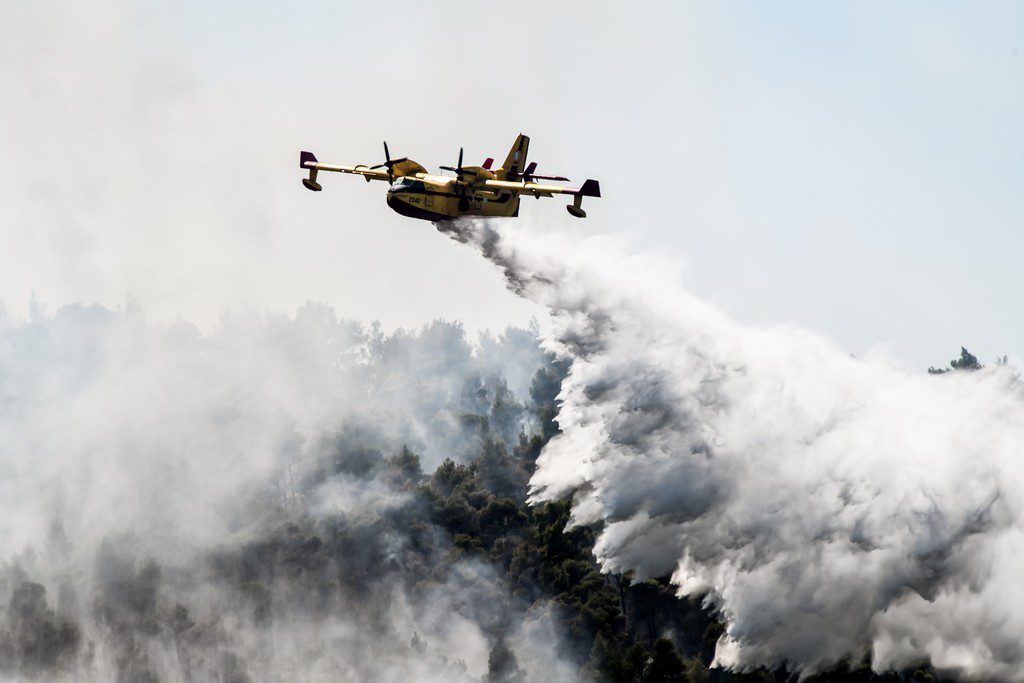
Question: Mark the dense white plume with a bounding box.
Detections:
[441,219,1024,678]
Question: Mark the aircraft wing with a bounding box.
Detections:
[300,151,391,190]
[306,161,391,182]
[484,178,601,199]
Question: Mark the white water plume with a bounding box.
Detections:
[440,218,1024,679]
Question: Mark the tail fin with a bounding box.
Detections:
[498,134,530,180]
[578,179,601,197]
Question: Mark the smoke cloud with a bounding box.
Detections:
[441,219,1024,679]
[0,301,578,681]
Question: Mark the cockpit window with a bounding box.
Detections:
[390,178,425,193]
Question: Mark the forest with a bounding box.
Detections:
[0,310,980,681]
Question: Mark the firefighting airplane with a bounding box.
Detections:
[298,134,601,221]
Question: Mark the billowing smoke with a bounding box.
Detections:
[0,301,579,681]
[441,219,1024,679]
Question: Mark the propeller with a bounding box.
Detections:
[368,141,408,179]
[440,147,475,210]
[440,147,475,180]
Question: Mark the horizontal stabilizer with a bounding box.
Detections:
[522,161,569,182]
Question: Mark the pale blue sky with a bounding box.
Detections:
[3,1,1022,369]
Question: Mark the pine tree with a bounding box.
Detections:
[486,641,524,682]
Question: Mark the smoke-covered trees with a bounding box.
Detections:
[0,309,963,681]
[0,580,79,677]
[487,640,524,682]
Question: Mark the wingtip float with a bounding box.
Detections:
[299,134,601,221]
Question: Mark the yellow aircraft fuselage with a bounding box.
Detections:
[300,134,600,221]
[385,171,522,221]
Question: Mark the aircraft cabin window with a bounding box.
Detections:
[391,178,425,193]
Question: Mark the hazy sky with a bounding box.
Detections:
[2,1,1022,369]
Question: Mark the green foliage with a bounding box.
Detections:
[586,633,647,682]
[929,346,983,374]
[388,445,423,487]
[530,361,567,441]
[950,347,982,371]
[647,637,686,682]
